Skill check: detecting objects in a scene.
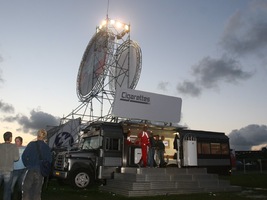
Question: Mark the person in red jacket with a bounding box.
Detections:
[137,126,150,167]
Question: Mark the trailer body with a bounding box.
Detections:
[53,121,231,188]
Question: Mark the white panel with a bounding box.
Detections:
[112,88,182,123]
[134,148,142,164]
[183,140,198,166]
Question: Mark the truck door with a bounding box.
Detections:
[102,124,123,167]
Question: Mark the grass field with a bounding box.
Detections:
[2,172,267,200]
[40,172,267,200]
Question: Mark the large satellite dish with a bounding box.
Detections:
[109,40,142,92]
[69,18,143,123]
[76,29,114,101]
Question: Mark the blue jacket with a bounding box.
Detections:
[22,140,52,170]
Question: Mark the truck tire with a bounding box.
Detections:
[70,169,93,189]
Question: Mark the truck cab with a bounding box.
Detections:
[53,122,124,188]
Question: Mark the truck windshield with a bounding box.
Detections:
[81,136,101,150]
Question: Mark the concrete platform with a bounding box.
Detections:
[99,167,241,197]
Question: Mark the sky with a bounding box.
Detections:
[0,0,267,150]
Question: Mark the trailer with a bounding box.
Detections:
[178,129,231,175]
[52,120,231,189]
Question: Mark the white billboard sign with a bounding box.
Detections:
[112,88,182,123]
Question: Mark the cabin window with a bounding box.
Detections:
[201,143,211,154]
[197,143,202,154]
[82,136,100,150]
[221,143,229,155]
[197,141,230,155]
[211,143,221,155]
[105,138,121,151]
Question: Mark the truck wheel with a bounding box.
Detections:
[71,170,93,189]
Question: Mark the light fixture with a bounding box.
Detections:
[97,18,130,39]
[116,21,122,28]
[101,20,107,26]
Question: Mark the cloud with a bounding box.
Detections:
[2,109,60,135]
[192,56,253,88]
[157,81,170,91]
[0,53,59,135]
[0,99,15,113]
[176,80,201,97]
[228,124,267,150]
[221,1,267,57]
[177,56,253,96]
[176,1,267,97]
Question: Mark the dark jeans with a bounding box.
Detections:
[22,169,43,200]
[0,171,13,200]
[158,149,165,167]
[11,169,26,193]
[148,147,156,167]
[11,169,26,200]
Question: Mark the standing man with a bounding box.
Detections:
[137,126,150,167]
[11,136,26,200]
[157,135,166,167]
[22,129,52,200]
[0,131,19,200]
[148,132,156,167]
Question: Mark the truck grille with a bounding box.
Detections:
[54,152,66,171]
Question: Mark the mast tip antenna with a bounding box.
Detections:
[106,0,110,19]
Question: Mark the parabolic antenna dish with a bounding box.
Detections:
[76,29,114,101]
[109,40,142,92]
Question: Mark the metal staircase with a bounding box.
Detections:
[99,167,241,197]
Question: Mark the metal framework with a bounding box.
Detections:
[61,18,142,127]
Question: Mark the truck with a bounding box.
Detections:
[52,120,231,189]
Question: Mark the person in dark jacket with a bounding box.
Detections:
[22,129,52,200]
[148,132,156,167]
[157,135,166,167]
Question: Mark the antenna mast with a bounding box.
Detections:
[106,0,110,19]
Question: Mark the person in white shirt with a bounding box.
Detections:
[11,136,26,200]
